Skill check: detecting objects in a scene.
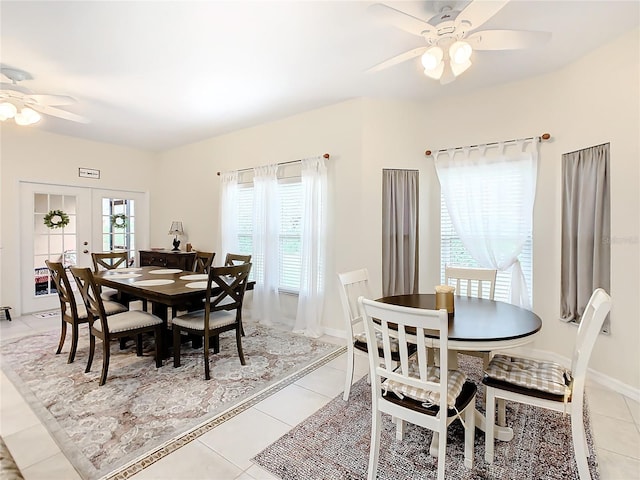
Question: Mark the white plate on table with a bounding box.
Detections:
[108,273,141,279]
[110,267,143,273]
[132,279,175,287]
[185,281,208,289]
[180,274,208,281]
[148,269,182,275]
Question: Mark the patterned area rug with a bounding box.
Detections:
[253,356,599,480]
[0,323,344,479]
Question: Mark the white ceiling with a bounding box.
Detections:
[1,1,638,152]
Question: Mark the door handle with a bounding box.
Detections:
[83,241,89,246]
[83,249,89,254]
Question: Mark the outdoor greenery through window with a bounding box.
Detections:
[440,195,533,304]
[237,179,303,292]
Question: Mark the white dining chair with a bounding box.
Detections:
[445,266,497,368]
[483,288,611,480]
[358,296,476,480]
[337,269,373,400]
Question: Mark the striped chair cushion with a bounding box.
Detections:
[484,354,571,396]
[382,357,467,409]
[354,331,400,353]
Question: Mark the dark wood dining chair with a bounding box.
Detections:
[91,251,129,271]
[172,263,252,380]
[224,253,251,266]
[193,251,215,273]
[70,266,164,386]
[46,260,128,363]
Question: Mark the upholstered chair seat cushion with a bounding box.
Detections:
[172,309,236,331]
[383,355,468,409]
[93,310,163,334]
[67,299,127,320]
[484,354,571,396]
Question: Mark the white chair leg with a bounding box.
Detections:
[485,387,496,463]
[437,426,447,480]
[430,432,439,457]
[395,419,405,441]
[343,345,355,401]
[497,398,506,426]
[464,401,475,469]
[368,409,382,480]
[571,409,592,480]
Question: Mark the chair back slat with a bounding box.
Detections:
[70,267,109,333]
[571,288,612,385]
[224,253,252,266]
[445,266,497,300]
[193,251,215,273]
[359,297,450,412]
[92,252,128,272]
[337,269,372,338]
[46,260,80,320]
[203,263,252,331]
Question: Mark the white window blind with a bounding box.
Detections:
[236,179,303,292]
[440,190,533,305]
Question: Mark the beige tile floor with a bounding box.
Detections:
[1,313,639,479]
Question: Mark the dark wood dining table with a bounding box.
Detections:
[94,266,254,355]
[376,293,542,444]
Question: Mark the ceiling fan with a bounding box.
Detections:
[0,66,89,125]
[367,0,551,84]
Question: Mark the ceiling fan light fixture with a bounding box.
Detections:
[424,61,445,80]
[0,102,17,120]
[421,47,443,71]
[450,40,473,65]
[451,59,472,77]
[14,107,41,126]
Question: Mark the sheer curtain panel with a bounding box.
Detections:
[293,157,327,337]
[252,165,281,324]
[382,169,419,296]
[220,171,239,261]
[435,141,538,309]
[560,143,610,329]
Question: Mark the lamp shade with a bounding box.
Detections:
[168,221,184,235]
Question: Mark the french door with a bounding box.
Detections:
[20,182,148,314]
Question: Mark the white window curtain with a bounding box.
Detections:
[435,140,538,309]
[293,156,327,338]
[220,171,239,261]
[252,164,281,325]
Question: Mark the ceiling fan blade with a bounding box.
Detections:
[368,3,429,37]
[467,30,551,50]
[30,104,89,123]
[457,0,509,31]
[28,94,77,106]
[366,46,428,73]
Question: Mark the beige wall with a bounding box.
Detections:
[152,28,639,392]
[1,29,637,393]
[0,127,155,314]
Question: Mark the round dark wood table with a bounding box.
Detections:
[376,294,542,352]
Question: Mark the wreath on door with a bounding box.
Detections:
[43,209,70,229]
[110,213,128,229]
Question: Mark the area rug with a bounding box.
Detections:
[0,323,345,480]
[253,356,599,480]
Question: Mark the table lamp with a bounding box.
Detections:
[168,221,184,251]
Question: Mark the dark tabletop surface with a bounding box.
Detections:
[376,294,542,343]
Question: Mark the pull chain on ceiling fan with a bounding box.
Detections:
[367,0,551,84]
[0,66,89,125]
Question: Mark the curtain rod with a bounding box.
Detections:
[216,153,330,176]
[425,133,551,157]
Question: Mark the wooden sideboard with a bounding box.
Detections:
[139,249,196,271]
